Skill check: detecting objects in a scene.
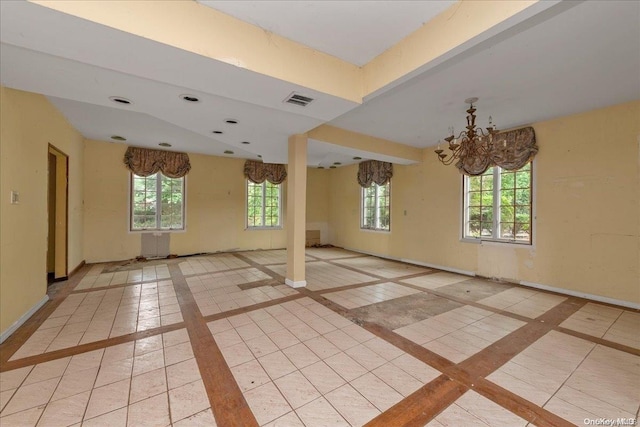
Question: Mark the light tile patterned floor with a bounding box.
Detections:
[237,250,313,266]
[487,330,640,423]
[426,390,528,426]
[394,305,526,363]
[267,262,377,291]
[186,268,298,316]
[0,329,216,426]
[209,298,440,426]
[305,248,362,260]
[333,257,429,278]
[478,287,567,319]
[76,265,171,290]
[179,254,249,276]
[1,248,638,427]
[10,281,183,360]
[323,283,421,309]
[560,302,640,349]
[400,272,471,290]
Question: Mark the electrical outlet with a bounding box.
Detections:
[10,190,19,204]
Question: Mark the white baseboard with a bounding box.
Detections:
[520,280,640,310]
[285,278,307,288]
[0,295,49,344]
[343,246,476,277]
[342,246,638,309]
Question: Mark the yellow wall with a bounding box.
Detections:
[0,86,85,334]
[328,101,640,304]
[83,140,330,262]
[306,168,330,244]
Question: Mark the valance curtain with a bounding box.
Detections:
[243,160,287,184]
[357,160,393,187]
[123,146,191,178]
[457,126,538,176]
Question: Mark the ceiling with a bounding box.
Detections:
[198,1,456,66]
[1,1,638,168]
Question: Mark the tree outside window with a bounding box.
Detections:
[131,173,184,231]
[247,180,281,228]
[362,182,390,231]
[464,162,532,244]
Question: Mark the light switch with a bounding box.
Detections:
[10,190,19,204]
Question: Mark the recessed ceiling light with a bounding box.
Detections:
[241,141,251,145]
[353,157,362,160]
[318,166,325,169]
[180,94,199,102]
[224,150,234,155]
[330,166,337,169]
[109,96,132,105]
[225,119,238,124]
[212,130,223,134]
[110,135,126,141]
[333,162,342,165]
[159,142,172,147]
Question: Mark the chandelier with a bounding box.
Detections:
[435,97,499,166]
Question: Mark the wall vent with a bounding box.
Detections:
[284,92,314,107]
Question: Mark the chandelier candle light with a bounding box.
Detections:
[435,97,499,166]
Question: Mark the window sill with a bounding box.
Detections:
[245,226,284,231]
[461,237,533,247]
[360,228,391,234]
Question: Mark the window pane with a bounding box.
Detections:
[467,221,481,237]
[361,182,390,231]
[500,206,514,223]
[247,181,280,228]
[500,222,514,239]
[463,162,532,243]
[160,175,184,229]
[515,189,530,205]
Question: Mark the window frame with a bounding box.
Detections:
[129,172,186,232]
[360,181,391,232]
[246,180,283,230]
[462,162,533,245]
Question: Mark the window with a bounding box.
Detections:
[361,182,391,231]
[463,162,532,244]
[130,173,184,231]
[247,180,282,228]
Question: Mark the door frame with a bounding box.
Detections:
[48,144,69,281]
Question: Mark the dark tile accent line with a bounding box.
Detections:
[168,263,259,427]
[472,378,575,427]
[364,375,467,427]
[556,327,640,356]
[1,323,185,372]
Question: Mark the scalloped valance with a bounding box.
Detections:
[457,126,538,176]
[243,160,287,184]
[123,147,191,178]
[357,160,393,187]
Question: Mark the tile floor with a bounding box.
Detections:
[1,248,638,426]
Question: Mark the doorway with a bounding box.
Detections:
[47,145,68,284]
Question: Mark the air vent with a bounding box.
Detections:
[284,92,314,107]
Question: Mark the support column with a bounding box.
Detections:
[285,134,307,288]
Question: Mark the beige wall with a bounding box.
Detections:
[0,86,85,334]
[306,168,330,244]
[328,101,640,304]
[84,140,330,262]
